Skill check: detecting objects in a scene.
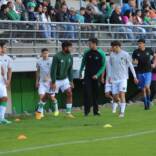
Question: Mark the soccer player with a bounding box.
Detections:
[35,48,59,120]
[50,41,74,118]
[101,49,118,113]
[108,41,138,118]
[132,39,155,110]
[79,38,106,116]
[0,42,12,124]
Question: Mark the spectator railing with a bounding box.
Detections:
[0,20,156,56]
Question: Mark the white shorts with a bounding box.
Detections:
[55,78,71,93]
[0,83,7,97]
[105,83,112,93]
[38,81,54,95]
[112,80,127,95]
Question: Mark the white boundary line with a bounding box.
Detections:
[0,130,155,155]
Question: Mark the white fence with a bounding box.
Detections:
[0,20,156,56]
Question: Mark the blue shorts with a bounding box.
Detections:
[137,72,152,89]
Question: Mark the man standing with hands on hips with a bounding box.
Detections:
[80,38,106,116]
[50,41,75,118]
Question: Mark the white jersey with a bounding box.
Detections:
[108,50,136,82]
[105,56,111,84]
[36,58,52,83]
[0,54,12,83]
[0,62,3,81]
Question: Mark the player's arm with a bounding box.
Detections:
[36,65,40,88]
[5,67,12,87]
[132,51,138,65]
[100,71,105,84]
[127,54,138,84]
[79,55,86,78]
[6,58,12,87]
[94,50,106,79]
[68,56,74,88]
[151,49,156,68]
[6,67,12,87]
[1,66,6,84]
[107,56,112,83]
[79,50,88,78]
[1,66,4,77]
[152,56,156,68]
[50,55,58,89]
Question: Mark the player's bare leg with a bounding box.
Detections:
[50,95,59,117]
[112,94,120,114]
[145,86,151,109]
[35,94,47,120]
[0,97,12,124]
[119,92,126,118]
[65,88,75,118]
[106,92,118,113]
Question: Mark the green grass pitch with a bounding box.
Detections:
[0,104,156,156]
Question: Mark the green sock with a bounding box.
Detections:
[66,103,72,114]
[0,101,7,107]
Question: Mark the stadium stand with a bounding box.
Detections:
[0,0,156,55]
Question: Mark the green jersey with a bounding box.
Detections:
[51,51,73,83]
[80,48,106,78]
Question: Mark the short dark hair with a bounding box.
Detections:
[88,38,98,45]
[135,9,142,15]
[61,3,67,9]
[0,42,6,48]
[0,4,8,11]
[7,1,12,7]
[62,41,72,49]
[111,41,121,47]
[110,2,115,6]
[137,39,145,43]
[41,48,49,53]
[80,7,85,11]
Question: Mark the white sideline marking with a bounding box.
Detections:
[0,130,155,155]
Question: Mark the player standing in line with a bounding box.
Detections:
[108,41,138,118]
[0,42,12,124]
[132,39,156,110]
[35,48,59,120]
[80,38,106,116]
[101,49,118,113]
[50,41,75,118]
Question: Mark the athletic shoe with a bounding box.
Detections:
[0,119,12,124]
[54,111,59,117]
[41,113,44,118]
[112,110,117,114]
[66,113,75,119]
[94,112,101,116]
[35,112,42,120]
[94,111,101,116]
[84,113,89,117]
[119,113,124,118]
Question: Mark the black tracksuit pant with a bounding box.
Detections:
[83,76,99,115]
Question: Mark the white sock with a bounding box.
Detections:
[66,103,72,114]
[112,103,118,113]
[53,100,59,112]
[120,103,126,114]
[0,106,6,120]
[37,101,46,113]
